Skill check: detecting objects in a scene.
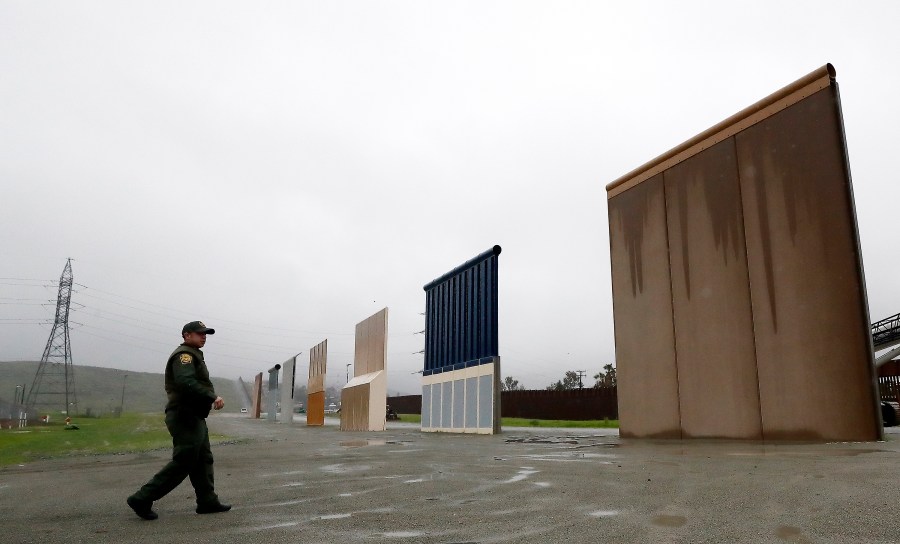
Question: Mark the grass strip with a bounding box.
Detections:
[0,413,228,466]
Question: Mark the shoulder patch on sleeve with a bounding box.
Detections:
[179,353,193,364]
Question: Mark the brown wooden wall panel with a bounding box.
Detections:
[664,139,762,439]
[307,391,325,426]
[736,86,879,441]
[340,385,370,431]
[307,340,327,426]
[308,339,327,394]
[608,174,681,438]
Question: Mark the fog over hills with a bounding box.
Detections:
[0,361,240,416]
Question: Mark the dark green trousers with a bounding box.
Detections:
[133,410,218,505]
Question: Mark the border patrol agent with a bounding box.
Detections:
[127,321,231,520]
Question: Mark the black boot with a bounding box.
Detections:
[196,502,231,514]
[127,496,158,520]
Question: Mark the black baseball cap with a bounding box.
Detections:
[182,321,216,335]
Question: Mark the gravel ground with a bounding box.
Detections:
[1,414,899,544]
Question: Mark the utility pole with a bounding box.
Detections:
[118,374,128,417]
[576,370,586,389]
[26,258,77,415]
[346,363,351,385]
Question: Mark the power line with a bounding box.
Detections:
[76,307,305,356]
[74,282,357,337]
[0,319,51,324]
[72,326,269,372]
[74,288,359,340]
[72,282,417,342]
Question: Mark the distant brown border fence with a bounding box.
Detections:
[878,361,900,402]
[389,387,618,421]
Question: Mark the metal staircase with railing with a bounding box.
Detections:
[872,312,900,366]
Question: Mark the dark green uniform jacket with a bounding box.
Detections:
[164,344,217,418]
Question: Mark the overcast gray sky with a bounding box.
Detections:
[2,1,899,395]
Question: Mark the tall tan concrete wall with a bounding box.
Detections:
[663,139,762,439]
[608,175,681,438]
[736,88,878,441]
[607,65,880,441]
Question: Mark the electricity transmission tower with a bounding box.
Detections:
[26,258,77,416]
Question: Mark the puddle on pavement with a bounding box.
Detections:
[382,531,424,538]
[728,448,887,458]
[505,435,620,447]
[320,513,352,520]
[505,436,579,444]
[522,452,615,460]
[504,468,539,483]
[825,448,887,457]
[340,439,386,448]
[320,463,372,474]
[589,510,619,517]
[251,521,301,531]
[652,515,687,527]
[572,442,620,449]
[775,525,811,542]
[533,482,551,488]
[263,469,305,477]
[265,498,311,508]
[281,482,304,487]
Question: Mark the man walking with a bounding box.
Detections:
[127,321,231,520]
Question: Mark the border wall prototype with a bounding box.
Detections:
[422,246,501,434]
[250,372,263,419]
[340,308,388,432]
[607,64,881,441]
[308,340,327,426]
[279,357,296,425]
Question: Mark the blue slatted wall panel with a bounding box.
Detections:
[423,246,500,375]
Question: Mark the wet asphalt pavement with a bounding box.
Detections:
[2,414,900,543]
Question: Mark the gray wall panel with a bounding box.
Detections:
[478,375,493,429]
[421,384,432,428]
[432,382,442,429]
[441,381,452,428]
[465,377,478,429]
[453,379,465,428]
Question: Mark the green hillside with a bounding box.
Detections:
[0,361,241,416]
